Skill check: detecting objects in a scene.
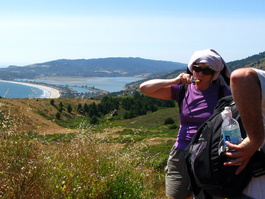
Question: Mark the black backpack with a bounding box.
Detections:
[185,95,265,198]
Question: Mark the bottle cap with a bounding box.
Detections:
[221,106,232,119]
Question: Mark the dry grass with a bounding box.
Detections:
[0,98,98,134]
[0,99,171,198]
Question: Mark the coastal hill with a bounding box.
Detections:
[0,51,265,81]
[227,51,265,71]
[0,57,186,80]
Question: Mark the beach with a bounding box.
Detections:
[0,80,60,98]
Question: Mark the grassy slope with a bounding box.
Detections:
[0,98,179,143]
[0,98,178,196]
[0,98,99,134]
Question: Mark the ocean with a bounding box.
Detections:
[0,81,48,98]
[0,77,143,98]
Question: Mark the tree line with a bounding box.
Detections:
[50,91,176,124]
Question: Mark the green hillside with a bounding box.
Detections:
[227,51,265,71]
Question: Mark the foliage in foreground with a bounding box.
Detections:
[0,111,169,199]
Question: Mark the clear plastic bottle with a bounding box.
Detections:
[221,106,242,147]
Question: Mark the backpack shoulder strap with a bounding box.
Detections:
[218,85,225,99]
[178,85,188,113]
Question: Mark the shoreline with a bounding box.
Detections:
[0,80,61,98]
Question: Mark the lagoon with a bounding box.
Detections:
[23,77,143,93]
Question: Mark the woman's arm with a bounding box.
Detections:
[139,73,192,100]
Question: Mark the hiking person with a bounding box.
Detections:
[225,68,265,199]
[139,49,231,199]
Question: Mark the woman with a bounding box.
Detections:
[139,49,231,199]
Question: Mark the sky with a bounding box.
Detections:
[1,0,265,67]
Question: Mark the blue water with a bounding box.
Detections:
[0,81,47,98]
[23,77,143,93]
[0,77,143,98]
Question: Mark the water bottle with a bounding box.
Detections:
[221,106,242,148]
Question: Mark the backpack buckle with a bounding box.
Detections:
[218,145,227,155]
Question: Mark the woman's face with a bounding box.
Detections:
[192,63,215,90]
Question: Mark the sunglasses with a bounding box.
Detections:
[192,65,215,75]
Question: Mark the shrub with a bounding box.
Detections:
[55,112,61,119]
[90,115,99,124]
[164,117,175,125]
[50,99,55,106]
